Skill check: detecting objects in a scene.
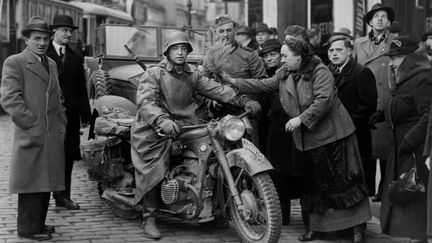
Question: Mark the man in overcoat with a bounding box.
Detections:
[0,16,67,241]
[47,15,91,210]
[328,35,377,201]
[353,3,395,199]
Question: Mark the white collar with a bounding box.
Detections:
[52,41,66,56]
[338,58,350,72]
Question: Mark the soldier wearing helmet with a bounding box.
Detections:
[130,31,261,240]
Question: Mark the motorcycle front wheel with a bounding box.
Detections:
[228,170,282,243]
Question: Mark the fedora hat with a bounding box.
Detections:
[384,37,419,56]
[21,16,53,37]
[236,26,255,36]
[255,23,271,34]
[50,15,78,30]
[365,3,395,26]
[259,39,282,57]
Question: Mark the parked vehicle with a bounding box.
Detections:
[81,107,282,243]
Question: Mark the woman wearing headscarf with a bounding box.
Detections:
[220,37,371,243]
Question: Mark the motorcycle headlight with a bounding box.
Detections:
[222,117,245,141]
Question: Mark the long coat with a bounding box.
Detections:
[233,57,355,152]
[423,104,432,238]
[380,51,432,239]
[131,58,250,202]
[331,57,377,194]
[46,43,91,160]
[0,48,67,193]
[353,31,394,159]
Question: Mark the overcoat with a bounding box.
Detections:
[424,104,432,238]
[380,51,432,239]
[233,57,355,152]
[331,57,377,194]
[131,58,250,202]
[46,43,91,160]
[353,31,394,159]
[0,48,67,193]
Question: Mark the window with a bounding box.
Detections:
[0,0,9,42]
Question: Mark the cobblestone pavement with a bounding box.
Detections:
[0,114,411,242]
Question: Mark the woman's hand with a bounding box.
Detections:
[285,117,302,132]
[426,156,430,171]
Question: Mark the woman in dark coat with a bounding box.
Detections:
[260,39,302,225]
[380,37,432,242]
[221,37,371,243]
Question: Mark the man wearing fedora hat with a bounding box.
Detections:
[1,16,67,241]
[46,15,91,211]
[235,25,260,51]
[353,3,396,202]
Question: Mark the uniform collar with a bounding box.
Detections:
[160,58,193,74]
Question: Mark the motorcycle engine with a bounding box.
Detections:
[161,159,199,205]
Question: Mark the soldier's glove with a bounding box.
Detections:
[368,110,385,129]
[244,100,261,117]
[158,118,180,137]
[398,139,413,157]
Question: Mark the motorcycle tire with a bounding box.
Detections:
[228,172,282,243]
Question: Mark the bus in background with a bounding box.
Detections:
[68,1,134,56]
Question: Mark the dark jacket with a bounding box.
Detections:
[47,42,91,160]
[234,56,355,151]
[381,51,432,239]
[331,58,377,128]
[0,48,66,193]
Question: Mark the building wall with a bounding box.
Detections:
[333,0,354,34]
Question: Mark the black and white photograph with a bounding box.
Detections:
[0,0,431,242]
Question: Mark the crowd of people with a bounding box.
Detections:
[2,3,432,243]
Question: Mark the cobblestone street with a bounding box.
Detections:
[0,114,411,242]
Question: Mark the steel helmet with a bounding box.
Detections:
[163,31,193,56]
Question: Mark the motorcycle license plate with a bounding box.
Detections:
[241,138,265,163]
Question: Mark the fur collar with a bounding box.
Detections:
[295,55,322,81]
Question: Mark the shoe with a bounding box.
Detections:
[298,231,326,242]
[142,216,161,239]
[353,226,365,243]
[18,232,52,241]
[55,198,80,210]
[43,225,55,234]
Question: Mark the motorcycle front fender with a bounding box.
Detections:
[225,148,273,176]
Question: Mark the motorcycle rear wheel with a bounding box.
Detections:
[228,171,282,243]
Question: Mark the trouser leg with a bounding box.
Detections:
[141,186,161,239]
[17,192,50,234]
[54,157,73,200]
[376,159,387,197]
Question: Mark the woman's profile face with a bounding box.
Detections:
[281,44,301,71]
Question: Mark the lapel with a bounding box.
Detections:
[23,48,50,84]
[337,58,355,88]
[46,58,57,96]
[283,73,300,116]
[361,33,393,65]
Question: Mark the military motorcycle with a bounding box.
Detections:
[81,103,282,243]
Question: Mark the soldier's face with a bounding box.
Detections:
[370,10,391,31]
[168,44,189,65]
[256,32,270,45]
[25,31,50,56]
[217,23,235,45]
[53,27,74,45]
[263,50,281,68]
[328,40,351,66]
[281,44,301,71]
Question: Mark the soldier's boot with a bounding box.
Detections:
[142,214,160,240]
[141,187,161,239]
